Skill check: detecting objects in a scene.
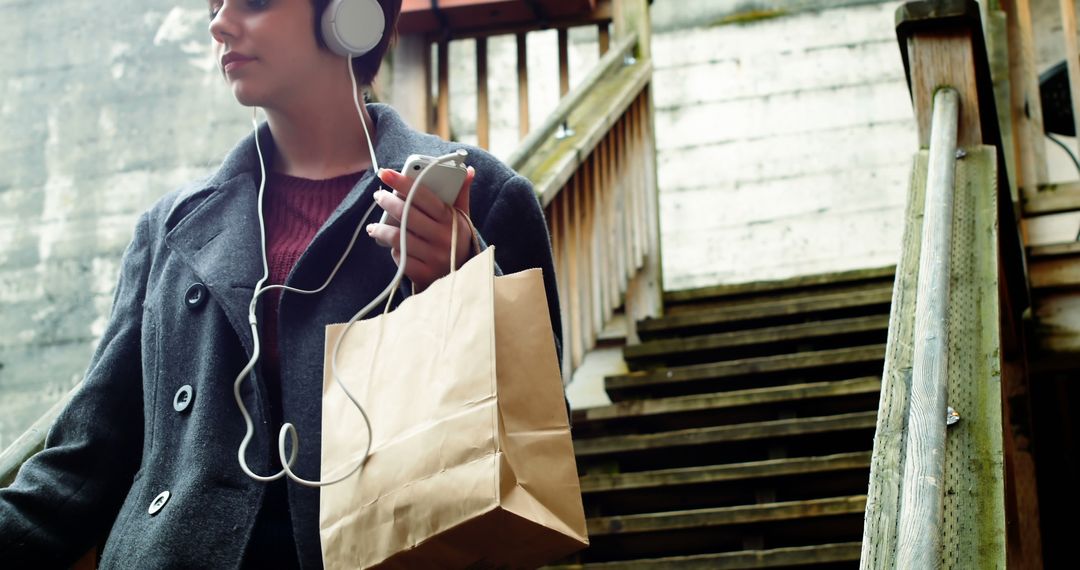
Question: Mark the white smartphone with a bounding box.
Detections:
[378,153,469,227]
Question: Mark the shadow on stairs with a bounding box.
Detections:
[553,266,896,569]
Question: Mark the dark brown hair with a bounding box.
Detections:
[312,0,402,85]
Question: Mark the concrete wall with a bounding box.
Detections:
[0,3,249,448]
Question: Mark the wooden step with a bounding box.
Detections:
[607,343,887,401]
[625,315,888,370]
[664,265,895,306]
[548,542,862,569]
[574,377,880,430]
[1029,241,1080,290]
[639,287,892,339]
[574,411,878,459]
[580,451,872,495]
[587,495,867,536]
[665,280,892,317]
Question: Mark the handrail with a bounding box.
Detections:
[505,31,637,172]
[0,385,78,487]
[894,87,959,568]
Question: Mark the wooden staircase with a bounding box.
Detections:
[558,266,897,568]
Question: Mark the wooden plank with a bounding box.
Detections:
[436,38,450,140]
[1033,290,1080,355]
[547,542,862,569]
[665,266,896,305]
[576,377,881,425]
[566,174,583,371]
[579,452,872,494]
[608,338,889,399]
[577,169,597,348]
[558,27,571,97]
[475,36,489,149]
[1001,0,1048,200]
[598,22,610,55]
[626,319,885,364]
[1029,242,1080,289]
[1025,181,1080,216]
[517,33,530,139]
[587,495,867,536]
[666,281,895,317]
[388,34,431,132]
[574,411,878,458]
[907,32,982,148]
[638,288,893,336]
[1062,0,1080,160]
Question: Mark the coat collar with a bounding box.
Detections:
[162,104,421,353]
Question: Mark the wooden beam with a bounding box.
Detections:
[907,32,982,148]
[547,542,862,569]
[1029,241,1080,289]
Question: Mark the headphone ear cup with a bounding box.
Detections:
[321,0,386,58]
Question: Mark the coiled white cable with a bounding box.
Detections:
[233,56,468,486]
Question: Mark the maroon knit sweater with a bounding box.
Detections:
[245,171,362,569]
[260,170,362,415]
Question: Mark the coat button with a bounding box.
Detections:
[148,490,170,515]
[173,385,194,413]
[184,283,208,310]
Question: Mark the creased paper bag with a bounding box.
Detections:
[320,247,588,569]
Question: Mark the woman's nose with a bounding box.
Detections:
[208,3,239,44]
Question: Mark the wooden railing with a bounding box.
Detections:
[389,0,662,379]
[861,1,1038,568]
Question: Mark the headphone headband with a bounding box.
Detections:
[321,0,386,58]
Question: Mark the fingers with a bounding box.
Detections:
[372,189,445,238]
[453,166,475,215]
[377,169,454,223]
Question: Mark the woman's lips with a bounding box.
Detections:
[221,53,255,73]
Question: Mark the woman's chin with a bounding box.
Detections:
[230,85,268,109]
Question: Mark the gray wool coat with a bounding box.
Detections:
[0,104,562,569]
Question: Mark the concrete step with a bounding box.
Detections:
[607,343,887,401]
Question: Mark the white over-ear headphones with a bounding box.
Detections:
[321,0,386,57]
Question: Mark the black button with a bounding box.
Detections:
[184,283,208,310]
[148,490,170,515]
[173,385,194,413]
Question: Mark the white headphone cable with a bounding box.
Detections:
[234,56,468,486]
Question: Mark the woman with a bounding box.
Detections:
[0,0,561,567]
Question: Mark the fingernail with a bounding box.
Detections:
[366,224,374,234]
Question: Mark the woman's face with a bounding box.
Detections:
[209,0,342,108]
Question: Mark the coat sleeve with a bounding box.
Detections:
[475,174,564,370]
[0,212,151,566]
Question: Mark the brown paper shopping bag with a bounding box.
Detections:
[320,247,588,569]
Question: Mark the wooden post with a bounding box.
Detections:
[598,22,610,56]
[476,36,490,149]
[558,27,570,97]
[436,38,450,140]
[1000,0,1048,201]
[388,34,431,132]
[517,33,530,139]
[1061,0,1080,160]
[614,0,662,334]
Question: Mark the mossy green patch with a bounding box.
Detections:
[709,9,787,27]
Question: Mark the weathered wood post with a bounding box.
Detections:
[613,0,663,342]
[861,0,1038,567]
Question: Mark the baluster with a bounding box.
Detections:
[517,33,530,139]
[476,36,489,149]
[436,38,450,140]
